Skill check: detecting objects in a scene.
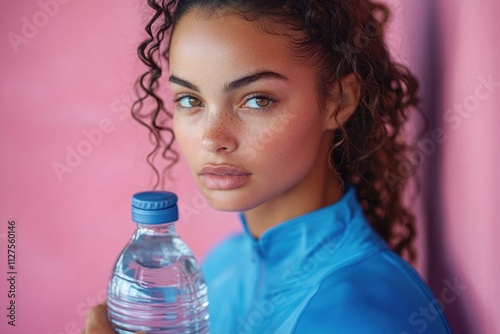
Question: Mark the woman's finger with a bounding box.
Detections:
[83,303,115,334]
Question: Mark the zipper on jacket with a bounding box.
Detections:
[251,243,265,306]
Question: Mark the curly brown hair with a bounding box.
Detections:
[131,0,421,262]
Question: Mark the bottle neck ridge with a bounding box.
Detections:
[135,222,176,235]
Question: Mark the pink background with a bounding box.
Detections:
[0,0,498,333]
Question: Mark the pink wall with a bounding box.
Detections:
[0,0,498,333]
[432,1,500,333]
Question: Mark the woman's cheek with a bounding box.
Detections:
[246,113,292,148]
[173,122,198,160]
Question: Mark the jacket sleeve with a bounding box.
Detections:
[291,251,452,334]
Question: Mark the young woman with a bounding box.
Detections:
[83,0,451,333]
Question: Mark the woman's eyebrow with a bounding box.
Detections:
[169,71,288,94]
[169,75,200,92]
[223,71,289,93]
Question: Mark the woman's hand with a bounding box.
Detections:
[80,303,146,334]
[81,303,115,334]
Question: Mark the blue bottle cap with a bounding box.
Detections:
[131,191,179,224]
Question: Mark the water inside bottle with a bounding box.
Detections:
[107,241,209,334]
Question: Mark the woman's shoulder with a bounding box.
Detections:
[293,249,452,333]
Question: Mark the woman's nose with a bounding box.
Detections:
[201,112,238,154]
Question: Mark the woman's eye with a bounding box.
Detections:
[244,96,273,109]
[176,96,204,108]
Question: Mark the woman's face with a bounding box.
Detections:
[169,9,336,212]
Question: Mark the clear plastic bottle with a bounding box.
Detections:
[107,191,209,334]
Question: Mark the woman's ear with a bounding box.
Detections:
[324,73,361,130]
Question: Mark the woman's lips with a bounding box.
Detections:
[199,165,251,190]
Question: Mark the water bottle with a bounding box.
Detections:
[107,191,209,333]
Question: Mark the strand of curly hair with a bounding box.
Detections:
[130,0,423,263]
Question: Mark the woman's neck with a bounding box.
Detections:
[243,159,344,239]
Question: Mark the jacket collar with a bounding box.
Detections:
[239,185,386,270]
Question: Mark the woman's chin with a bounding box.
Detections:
[201,190,260,213]
[205,198,254,213]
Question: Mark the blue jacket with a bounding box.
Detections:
[202,186,452,333]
